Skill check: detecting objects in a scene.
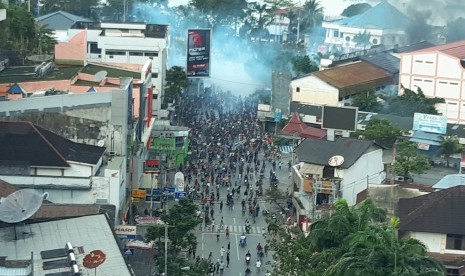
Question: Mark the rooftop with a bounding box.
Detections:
[334,1,411,30]
[0,214,131,276]
[0,66,80,84]
[415,39,465,59]
[81,63,140,79]
[294,137,375,169]
[36,10,92,31]
[399,185,465,236]
[0,121,106,167]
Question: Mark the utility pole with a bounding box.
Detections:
[164,222,168,276]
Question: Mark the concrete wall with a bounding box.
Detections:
[399,51,465,124]
[410,232,443,253]
[55,30,86,65]
[272,71,291,117]
[368,184,429,216]
[291,75,339,106]
[0,92,128,156]
[341,147,385,206]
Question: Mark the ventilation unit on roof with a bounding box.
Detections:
[68,252,76,266]
[65,242,74,253]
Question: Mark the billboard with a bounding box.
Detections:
[187,29,211,77]
[174,172,185,192]
[413,113,447,134]
[321,106,358,132]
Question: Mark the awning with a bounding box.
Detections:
[410,130,442,146]
[299,163,324,177]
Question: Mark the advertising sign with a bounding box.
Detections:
[175,192,187,200]
[135,216,163,225]
[322,106,358,132]
[187,29,211,77]
[174,172,185,192]
[114,225,137,236]
[413,113,447,134]
[131,189,147,199]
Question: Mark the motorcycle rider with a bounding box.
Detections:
[245,250,252,265]
[240,233,247,247]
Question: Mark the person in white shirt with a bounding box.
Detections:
[256,259,261,273]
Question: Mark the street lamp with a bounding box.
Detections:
[164,222,168,276]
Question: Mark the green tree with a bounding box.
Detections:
[445,17,465,43]
[439,136,463,167]
[271,199,444,275]
[41,0,99,18]
[386,87,445,117]
[359,118,402,142]
[1,4,37,51]
[146,199,206,275]
[394,140,431,177]
[351,91,381,112]
[291,55,318,76]
[36,25,57,54]
[165,66,188,103]
[353,30,371,48]
[298,0,324,33]
[189,0,248,27]
[341,3,371,17]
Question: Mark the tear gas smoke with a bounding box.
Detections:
[130,3,271,97]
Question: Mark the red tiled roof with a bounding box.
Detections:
[282,113,326,139]
[415,39,465,59]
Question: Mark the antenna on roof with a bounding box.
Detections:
[0,189,47,240]
[93,71,108,82]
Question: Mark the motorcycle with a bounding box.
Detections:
[240,237,247,247]
[262,209,270,217]
[245,224,251,234]
[245,254,251,265]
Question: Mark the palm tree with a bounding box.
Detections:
[439,135,463,167]
[271,199,444,275]
[298,0,324,35]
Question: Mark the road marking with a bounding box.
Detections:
[233,218,236,224]
[235,234,240,261]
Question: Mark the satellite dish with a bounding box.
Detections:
[328,155,344,167]
[93,71,108,82]
[97,140,105,147]
[0,189,46,223]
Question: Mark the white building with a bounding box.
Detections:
[291,61,392,107]
[55,21,168,116]
[292,137,385,229]
[399,40,465,124]
[399,186,465,275]
[322,2,410,53]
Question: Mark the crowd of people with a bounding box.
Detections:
[174,87,279,275]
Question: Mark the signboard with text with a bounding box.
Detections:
[132,189,147,199]
[115,225,137,236]
[187,29,211,77]
[413,113,447,134]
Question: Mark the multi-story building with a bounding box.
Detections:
[292,137,385,232]
[54,21,168,116]
[322,2,411,53]
[399,40,465,124]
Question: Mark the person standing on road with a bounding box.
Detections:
[226,252,230,268]
[220,246,225,259]
[225,226,230,239]
[219,260,225,275]
[256,259,262,273]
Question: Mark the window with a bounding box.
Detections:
[145,52,159,57]
[415,60,424,63]
[106,51,125,56]
[446,234,465,250]
[296,87,300,92]
[152,73,158,79]
[439,81,448,84]
[426,61,434,64]
[447,268,459,276]
[450,82,459,86]
[89,43,101,54]
[333,30,339,37]
[129,51,143,56]
[424,80,433,83]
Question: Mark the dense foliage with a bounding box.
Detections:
[351,91,381,112]
[271,199,444,275]
[146,199,208,275]
[358,118,402,143]
[394,140,431,177]
[386,87,445,117]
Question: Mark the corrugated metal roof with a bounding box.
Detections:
[0,214,131,276]
[313,61,391,90]
[414,39,465,59]
[432,174,465,189]
[36,11,92,31]
[335,1,411,30]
